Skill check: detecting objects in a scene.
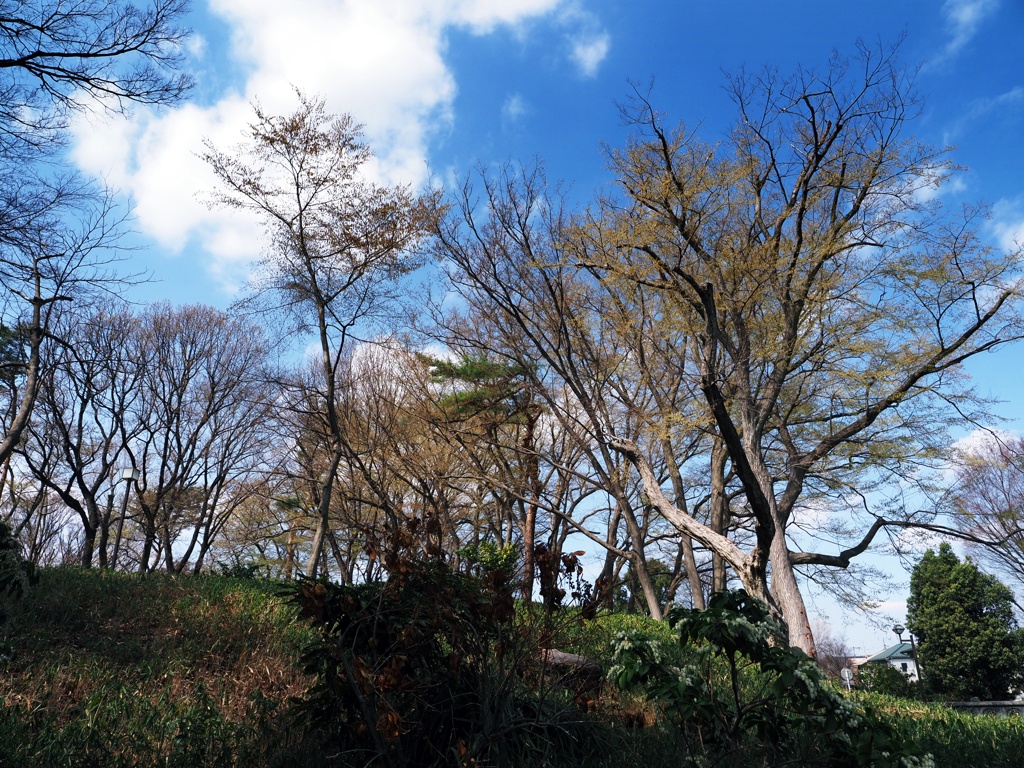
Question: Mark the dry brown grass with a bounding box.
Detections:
[0,567,314,728]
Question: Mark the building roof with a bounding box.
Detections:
[864,642,915,663]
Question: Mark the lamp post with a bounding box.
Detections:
[110,467,139,570]
[893,623,925,699]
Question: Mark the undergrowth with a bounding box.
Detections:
[0,567,315,766]
[2,565,1022,767]
[865,693,1024,768]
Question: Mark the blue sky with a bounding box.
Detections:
[68,0,1024,651]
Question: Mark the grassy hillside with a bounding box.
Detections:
[0,567,316,767]
[4,567,1024,768]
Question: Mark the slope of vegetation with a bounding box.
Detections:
[3,567,1024,767]
[0,567,315,767]
[0,566,682,767]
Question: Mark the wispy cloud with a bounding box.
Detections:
[940,85,1023,145]
[559,2,610,77]
[502,93,528,123]
[991,197,1024,252]
[913,166,968,204]
[931,0,1000,66]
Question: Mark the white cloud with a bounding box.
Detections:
[559,2,610,77]
[950,427,1017,456]
[72,95,265,284]
[991,197,1024,252]
[933,0,1000,65]
[70,0,584,292]
[502,93,528,122]
[569,31,609,78]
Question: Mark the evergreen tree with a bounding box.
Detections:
[907,543,1024,700]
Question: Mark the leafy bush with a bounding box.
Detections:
[287,555,610,768]
[561,607,680,667]
[858,662,918,699]
[610,590,934,767]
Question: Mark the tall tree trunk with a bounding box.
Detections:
[521,409,541,603]
[97,493,114,569]
[0,292,43,469]
[80,525,97,568]
[139,515,156,573]
[596,504,622,605]
[176,510,205,574]
[679,536,704,610]
[284,528,295,580]
[162,518,176,572]
[327,529,348,584]
[710,439,729,593]
[769,529,816,655]
[306,450,343,579]
[662,436,706,610]
[622,503,663,620]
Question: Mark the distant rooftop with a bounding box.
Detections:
[864,642,915,663]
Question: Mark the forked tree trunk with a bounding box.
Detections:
[306,451,343,579]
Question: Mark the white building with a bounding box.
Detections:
[862,641,919,682]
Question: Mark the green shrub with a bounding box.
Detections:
[610,590,934,767]
[858,662,918,699]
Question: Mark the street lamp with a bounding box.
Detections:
[110,467,139,569]
[893,623,925,699]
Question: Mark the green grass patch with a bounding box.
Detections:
[862,693,1024,768]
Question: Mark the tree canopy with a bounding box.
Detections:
[432,43,1024,653]
[907,542,1024,700]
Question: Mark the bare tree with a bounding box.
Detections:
[129,303,278,574]
[432,164,673,618]
[20,303,144,567]
[0,0,191,157]
[0,0,191,470]
[0,453,74,564]
[813,621,854,679]
[0,181,130,472]
[948,434,1024,595]
[202,93,437,578]
[576,43,1023,653]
